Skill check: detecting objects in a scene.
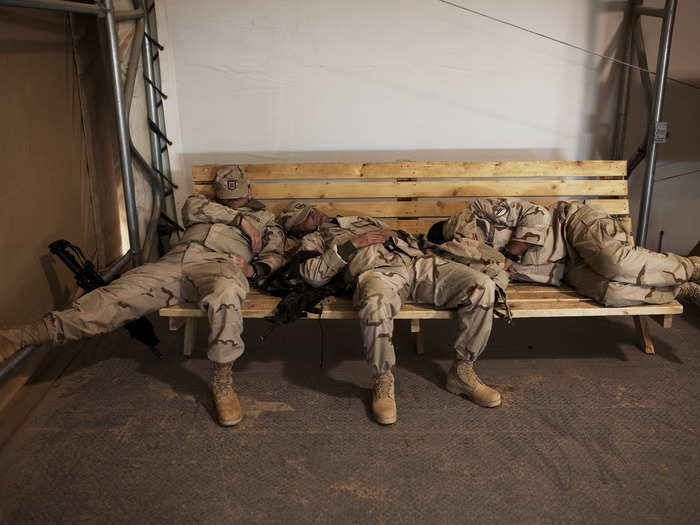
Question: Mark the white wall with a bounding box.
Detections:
[159,0,699,253]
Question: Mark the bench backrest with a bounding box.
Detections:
[192,161,629,234]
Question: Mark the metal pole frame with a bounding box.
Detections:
[103,0,144,265]
[0,0,145,266]
[635,0,677,247]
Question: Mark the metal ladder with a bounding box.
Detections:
[141,0,179,229]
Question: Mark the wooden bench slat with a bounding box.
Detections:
[193,180,628,200]
[159,297,682,320]
[217,199,630,217]
[193,161,626,181]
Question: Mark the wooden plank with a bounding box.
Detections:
[633,316,655,354]
[193,179,628,200]
[192,161,626,181]
[160,297,682,320]
[191,198,629,217]
[506,301,682,318]
[168,317,185,332]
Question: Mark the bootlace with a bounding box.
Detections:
[212,366,234,399]
[374,373,394,399]
[457,362,485,388]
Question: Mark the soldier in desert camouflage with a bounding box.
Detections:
[426,198,700,307]
[277,201,505,426]
[0,166,286,427]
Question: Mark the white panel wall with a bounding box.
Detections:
[159,0,699,253]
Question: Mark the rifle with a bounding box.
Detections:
[49,240,163,359]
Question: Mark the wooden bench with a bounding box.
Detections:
[160,161,683,356]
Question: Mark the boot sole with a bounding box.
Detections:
[375,414,397,425]
[218,415,243,427]
[446,381,501,408]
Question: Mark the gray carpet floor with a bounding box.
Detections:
[1,305,699,524]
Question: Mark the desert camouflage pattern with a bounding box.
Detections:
[276,200,312,232]
[298,216,423,287]
[356,256,496,374]
[45,244,248,363]
[180,195,286,272]
[213,165,249,199]
[298,216,496,375]
[419,236,509,292]
[42,196,286,364]
[444,199,574,285]
[446,199,696,306]
[563,204,695,306]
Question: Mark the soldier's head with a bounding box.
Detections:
[213,165,251,208]
[277,201,328,236]
[427,220,448,244]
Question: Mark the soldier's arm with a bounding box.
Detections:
[471,198,550,246]
[181,194,241,227]
[297,233,351,288]
[440,237,506,266]
[253,222,287,279]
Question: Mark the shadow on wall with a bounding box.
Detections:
[625,78,700,254]
[578,0,626,160]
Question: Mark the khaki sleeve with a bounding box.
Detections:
[181,194,240,227]
[298,233,348,288]
[256,222,286,274]
[471,198,550,246]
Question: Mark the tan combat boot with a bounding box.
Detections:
[677,282,700,307]
[0,320,51,365]
[372,370,397,425]
[446,360,501,408]
[211,362,242,427]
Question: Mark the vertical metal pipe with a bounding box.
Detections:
[612,1,636,160]
[636,0,676,247]
[104,0,143,265]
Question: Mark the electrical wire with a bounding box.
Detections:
[435,0,700,92]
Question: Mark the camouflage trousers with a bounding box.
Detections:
[44,243,249,363]
[354,254,496,375]
[564,205,694,306]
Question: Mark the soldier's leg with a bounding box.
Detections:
[185,252,249,365]
[1,249,185,366]
[185,250,249,426]
[411,256,500,407]
[354,267,410,375]
[354,266,411,425]
[565,261,678,307]
[567,206,695,287]
[45,249,185,345]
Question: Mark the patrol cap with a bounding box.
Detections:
[277,200,312,231]
[213,165,249,200]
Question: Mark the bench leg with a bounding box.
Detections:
[633,316,655,355]
[411,319,425,355]
[168,317,186,332]
[183,318,197,357]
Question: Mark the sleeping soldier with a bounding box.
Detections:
[277,201,503,426]
[0,166,286,427]
[426,198,700,307]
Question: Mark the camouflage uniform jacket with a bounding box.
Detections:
[298,216,423,288]
[445,198,584,285]
[178,194,285,274]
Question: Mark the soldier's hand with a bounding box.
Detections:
[231,254,254,278]
[351,229,396,248]
[240,216,262,253]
